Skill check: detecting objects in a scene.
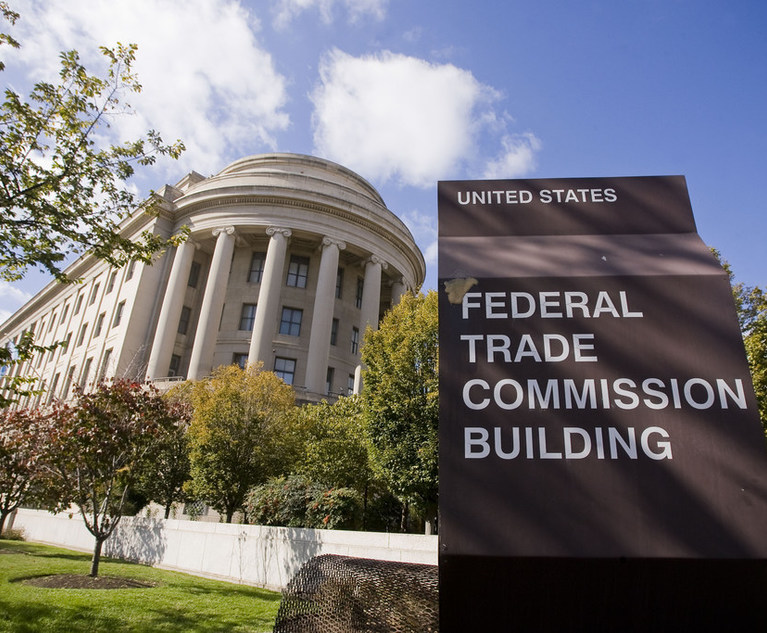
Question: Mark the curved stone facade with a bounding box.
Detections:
[0,154,425,404]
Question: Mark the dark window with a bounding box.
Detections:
[178,306,192,334]
[233,353,248,369]
[330,318,339,346]
[113,301,125,327]
[286,255,309,288]
[356,277,364,308]
[280,307,303,336]
[351,326,360,354]
[74,293,83,315]
[81,357,93,387]
[239,304,257,331]
[248,252,266,283]
[348,374,355,395]
[126,260,136,280]
[60,304,69,324]
[94,312,105,337]
[89,283,100,306]
[326,367,335,395]
[188,261,201,288]
[100,349,113,380]
[168,354,181,377]
[76,323,88,347]
[336,268,344,299]
[274,357,296,385]
[106,271,117,293]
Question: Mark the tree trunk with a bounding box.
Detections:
[0,509,10,536]
[164,502,171,520]
[90,537,105,577]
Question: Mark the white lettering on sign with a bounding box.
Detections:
[455,188,618,206]
[461,377,747,412]
[462,290,643,320]
[464,425,672,460]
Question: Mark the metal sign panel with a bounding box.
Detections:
[438,176,767,630]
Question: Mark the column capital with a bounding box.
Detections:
[365,254,388,270]
[321,236,346,251]
[266,226,292,239]
[212,226,236,237]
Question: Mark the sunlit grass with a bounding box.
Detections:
[0,539,281,633]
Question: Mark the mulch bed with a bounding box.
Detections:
[21,574,157,589]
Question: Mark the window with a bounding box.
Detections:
[326,367,335,395]
[63,332,72,350]
[280,307,303,336]
[74,293,84,315]
[188,261,201,288]
[126,260,136,280]
[89,283,100,306]
[351,327,360,354]
[100,349,112,380]
[76,323,88,347]
[336,268,344,299]
[81,357,93,387]
[60,304,69,325]
[239,304,257,331]
[330,318,339,346]
[348,374,355,395]
[113,301,125,327]
[178,306,192,335]
[248,252,266,283]
[168,354,180,377]
[62,365,76,397]
[94,312,105,337]
[274,357,296,385]
[286,255,309,288]
[48,373,60,403]
[48,313,57,332]
[356,277,364,308]
[106,271,117,294]
[233,353,248,369]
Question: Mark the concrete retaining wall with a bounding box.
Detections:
[11,508,437,591]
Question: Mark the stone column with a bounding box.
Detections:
[187,227,235,380]
[390,276,407,306]
[145,238,197,380]
[248,227,292,367]
[305,237,345,394]
[354,255,387,394]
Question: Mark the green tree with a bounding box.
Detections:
[0,4,184,405]
[134,393,193,519]
[186,364,298,523]
[361,291,439,533]
[716,251,767,428]
[41,379,177,576]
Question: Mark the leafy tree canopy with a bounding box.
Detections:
[184,364,298,523]
[0,4,185,283]
[41,379,178,576]
[361,291,439,529]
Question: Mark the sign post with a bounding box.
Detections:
[438,176,767,630]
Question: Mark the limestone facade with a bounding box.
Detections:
[0,153,425,404]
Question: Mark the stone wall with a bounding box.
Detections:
[11,508,437,591]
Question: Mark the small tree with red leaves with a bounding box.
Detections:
[43,379,176,576]
[0,407,47,535]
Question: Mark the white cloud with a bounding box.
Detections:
[310,49,538,188]
[272,0,388,29]
[0,282,32,325]
[483,133,542,179]
[7,0,290,179]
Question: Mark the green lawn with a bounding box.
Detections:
[0,539,281,633]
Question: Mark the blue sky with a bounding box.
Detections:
[2,0,765,322]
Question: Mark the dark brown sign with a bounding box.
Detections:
[438,175,767,630]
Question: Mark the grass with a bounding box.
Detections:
[0,539,281,633]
